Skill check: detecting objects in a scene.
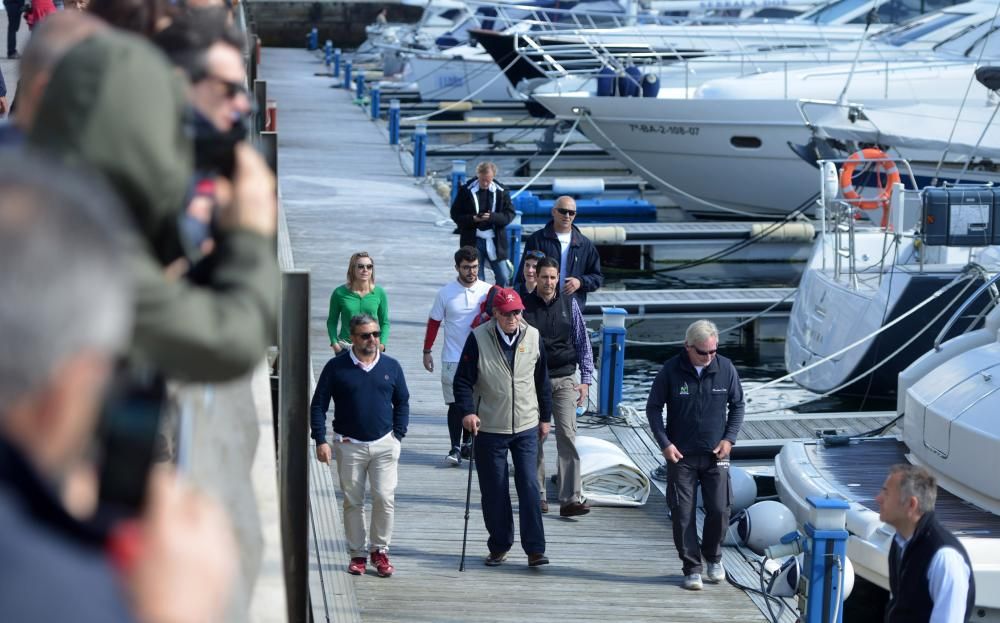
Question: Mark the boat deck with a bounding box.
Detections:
[805,438,1000,535]
[265,46,786,623]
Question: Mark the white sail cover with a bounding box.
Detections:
[813,102,1000,159]
[578,436,650,506]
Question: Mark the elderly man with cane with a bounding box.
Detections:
[453,287,552,568]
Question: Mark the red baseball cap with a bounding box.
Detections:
[493,288,525,314]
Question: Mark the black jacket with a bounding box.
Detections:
[644,352,745,455]
[515,220,603,308]
[522,290,576,378]
[886,511,975,623]
[450,179,515,261]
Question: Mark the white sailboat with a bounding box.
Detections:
[416,0,896,102]
[530,1,999,217]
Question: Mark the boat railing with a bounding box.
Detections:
[816,154,919,289]
[933,271,1000,350]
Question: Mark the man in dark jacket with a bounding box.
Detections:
[311,314,410,578]
[516,196,603,308]
[522,257,594,517]
[878,464,974,623]
[450,161,516,286]
[645,319,744,591]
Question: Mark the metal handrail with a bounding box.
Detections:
[933,271,1000,350]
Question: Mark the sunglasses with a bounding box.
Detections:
[356,263,374,270]
[204,74,249,100]
[556,208,577,216]
[690,345,718,356]
[354,331,381,340]
[524,250,546,260]
[497,310,522,318]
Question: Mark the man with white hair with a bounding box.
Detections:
[0,155,236,622]
[645,319,744,591]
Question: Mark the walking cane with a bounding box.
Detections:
[458,433,476,571]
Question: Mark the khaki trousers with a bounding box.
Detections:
[334,433,401,558]
[537,374,583,505]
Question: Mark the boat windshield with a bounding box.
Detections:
[962,25,1000,59]
[797,0,876,25]
[933,18,1000,57]
[871,9,970,46]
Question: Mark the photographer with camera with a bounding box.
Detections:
[0,154,236,623]
[29,27,279,383]
[155,8,253,263]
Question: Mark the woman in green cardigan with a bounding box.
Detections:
[327,251,390,353]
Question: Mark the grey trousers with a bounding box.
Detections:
[537,374,583,505]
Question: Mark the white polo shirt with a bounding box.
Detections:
[429,278,492,363]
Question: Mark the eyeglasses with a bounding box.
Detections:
[354,331,381,340]
[203,74,249,100]
[690,345,718,356]
[356,263,374,270]
[556,208,577,216]
[497,310,522,318]
[458,264,479,272]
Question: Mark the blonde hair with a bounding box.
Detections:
[476,161,497,175]
[346,251,375,290]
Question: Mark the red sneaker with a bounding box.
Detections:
[347,557,366,575]
[370,550,394,577]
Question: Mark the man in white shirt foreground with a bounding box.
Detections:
[878,463,975,623]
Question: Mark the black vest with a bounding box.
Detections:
[886,511,975,623]
[522,291,576,378]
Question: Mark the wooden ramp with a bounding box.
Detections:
[263,46,778,623]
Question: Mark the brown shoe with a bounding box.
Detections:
[540,499,549,514]
[559,501,591,517]
[527,553,549,567]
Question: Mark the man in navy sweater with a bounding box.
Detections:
[310,313,410,578]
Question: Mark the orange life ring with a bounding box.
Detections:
[839,148,900,227]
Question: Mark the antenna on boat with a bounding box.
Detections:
[836,1,879,106]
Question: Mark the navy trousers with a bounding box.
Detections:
[3,0,23,56]
[474,427,545,556]
[666,453,731,575]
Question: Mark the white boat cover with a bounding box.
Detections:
[577,436,650,507]
[812,103,1000,159]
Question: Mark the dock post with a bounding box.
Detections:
[450,160,466,206]
[803,497,849,623]
[507,210,523,272]
[370,86,381,120]
[307,27,318,50]
[324,40,332,69]
[355,73,365,99]
[413,124,427,177]
[388,99,400,145]
[598,308,628,417]
[343,60,352,90]
[279,270,310,623]
[333,48,342,78]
